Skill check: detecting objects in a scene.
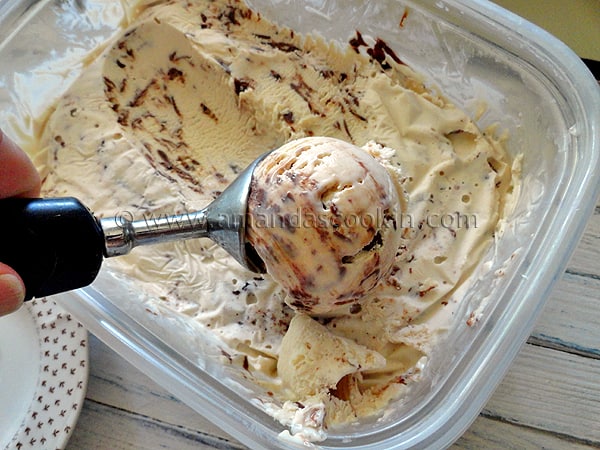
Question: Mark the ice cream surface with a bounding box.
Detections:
[34,0,517,442]
[248,136,404,315]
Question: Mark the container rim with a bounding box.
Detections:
[4,0,600,448]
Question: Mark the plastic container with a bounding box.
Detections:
[1,0,598,448]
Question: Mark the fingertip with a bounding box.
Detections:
[0,263,26,316]
[0,273,25,316]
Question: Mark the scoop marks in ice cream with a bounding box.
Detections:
[248,137,404,315]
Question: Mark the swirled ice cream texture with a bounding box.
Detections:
[36,0,516,441]
[248,137,405,315]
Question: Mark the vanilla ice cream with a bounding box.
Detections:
[278,313,386,398]
[32,0,517,441]
[247,136,404,315]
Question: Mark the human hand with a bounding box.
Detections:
[0,129,41,315]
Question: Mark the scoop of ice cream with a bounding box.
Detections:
[247,136,404,315]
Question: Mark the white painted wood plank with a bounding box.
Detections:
[530,272,600,357]
[73,335,600,448]
[566,206,600,277]
[67,400,244,450]
[82,334,235,442]
[454,415,597,450]
[69,402,598,450]
[483,344,600,444]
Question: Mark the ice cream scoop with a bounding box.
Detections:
[0,137,402,305]
[0,149,269,300]
[247,137,404,315]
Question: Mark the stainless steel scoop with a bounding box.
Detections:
[0,151,269,301]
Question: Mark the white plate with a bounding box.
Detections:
[0,298,88,449]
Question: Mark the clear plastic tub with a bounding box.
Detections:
[1,0,598,448]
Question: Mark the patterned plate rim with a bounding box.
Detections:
[4,298,89,450]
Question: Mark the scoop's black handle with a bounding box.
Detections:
[0,197,105,300]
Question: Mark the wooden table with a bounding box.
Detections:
[66,198,600,449]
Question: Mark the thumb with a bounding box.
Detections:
[0,262,26,316]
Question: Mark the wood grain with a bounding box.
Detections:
[68,400,243,450]
[454,415,597,450]
[483,345,600,445]
[82,335,234,442]
[566,207,600,278]
[529,272,600,358]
